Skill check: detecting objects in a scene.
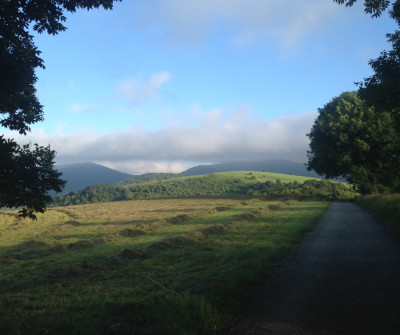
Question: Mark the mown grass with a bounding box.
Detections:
[356,193,400,240]
[0,198,330,334]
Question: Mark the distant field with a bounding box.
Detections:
[119,171,318,186]
[54,171,342,207]
[191,171,318,186]
[0,198,330,334]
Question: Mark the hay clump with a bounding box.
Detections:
[201,224,229,235]
[121,248,149,260]
[268,203,285,211]
[284,199,299,206]
[166,214,192,224]
[214,206,232,212]
[67,240,94,250]
[150,232,205,250]
[119,228,145,237]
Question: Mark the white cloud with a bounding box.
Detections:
[120,71,171,102]
[7,109,317,174]
[127,0,341,47]
[67,103,94,113]
[98,160,191,175]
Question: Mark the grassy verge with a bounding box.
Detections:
[0,198,329,334]
[356,194,400,240]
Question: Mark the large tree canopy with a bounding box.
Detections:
[309,1,400,194]
[307,92,400,193]
[334,0,400,119]
[0,0,121,218]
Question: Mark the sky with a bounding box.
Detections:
[4,0,398,174]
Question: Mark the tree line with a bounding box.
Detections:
[53,177,358,206]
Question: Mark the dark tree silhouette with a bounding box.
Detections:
[0,0,121,218]
[307,92,399,193]
[334,1,400,121]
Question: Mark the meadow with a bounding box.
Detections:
[0,197,330,334]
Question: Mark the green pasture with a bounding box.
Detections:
[54,170,330,206]
[0,198,330,334]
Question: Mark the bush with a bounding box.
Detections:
[247,179,358,200]
[356,194,400,239]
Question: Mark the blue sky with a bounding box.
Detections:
[6,0,397,174]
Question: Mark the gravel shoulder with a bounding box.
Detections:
[220,202,400,335]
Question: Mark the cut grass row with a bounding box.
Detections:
[0,198,330,334]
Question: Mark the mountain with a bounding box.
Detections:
[181,160,321,178]
[56,162,133,193]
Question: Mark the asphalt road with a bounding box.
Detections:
[222,202,400,335]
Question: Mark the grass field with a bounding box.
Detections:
[0,198,330,334]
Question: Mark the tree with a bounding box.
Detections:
[0,0,121,218]
[0,136,65,219]
[307,92,400,193]
[334,1,400,122]
[334,1,393,18]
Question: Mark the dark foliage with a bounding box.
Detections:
[335,1,400,120]
[0,0,120,217]
[307,92,400,193]
[0,136,65,219]
[117,173,182,186]
[53,174,358,206]
[334,0,392,18]
[53,176,248,206]
[247,179,358,200]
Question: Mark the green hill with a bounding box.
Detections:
[53,171,357,206]
[182,160,321,177]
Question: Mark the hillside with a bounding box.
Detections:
[53,171,357,206]
[116,173,181,186]
[56,162,133,193]
[182,160,320,177]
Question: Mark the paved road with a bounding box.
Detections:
[223,202,400,334]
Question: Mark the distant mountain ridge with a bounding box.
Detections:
[54,160,320,195]
[182,160,320,178]
[56,162,133,193]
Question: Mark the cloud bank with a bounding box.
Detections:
[8,110,317,174]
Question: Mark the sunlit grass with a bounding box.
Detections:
[0,198,329,335]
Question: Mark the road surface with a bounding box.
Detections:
[221,202,400,334]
